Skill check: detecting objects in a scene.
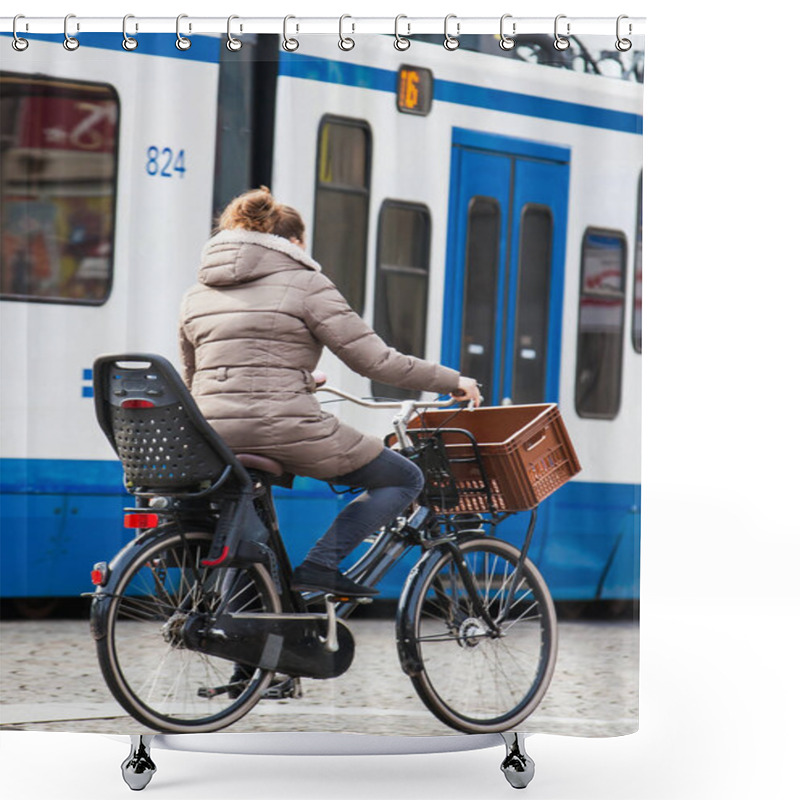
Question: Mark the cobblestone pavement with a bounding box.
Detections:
[0,616,637,737]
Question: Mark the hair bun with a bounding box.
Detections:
[257,186,275,208]
[217,187,305,242]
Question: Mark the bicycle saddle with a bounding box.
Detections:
[236,453,284,477]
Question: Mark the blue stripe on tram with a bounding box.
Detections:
[1,458,640,600]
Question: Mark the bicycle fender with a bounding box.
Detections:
[395,534,483,677]
[89,525,188,641]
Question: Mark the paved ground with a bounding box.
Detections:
[0,616,638,737]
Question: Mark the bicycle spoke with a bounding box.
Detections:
[137,633,174,704]
[117,595,171,622]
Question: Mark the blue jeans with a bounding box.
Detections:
[302,447,425,570]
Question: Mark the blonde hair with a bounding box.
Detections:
[216,186,305,242]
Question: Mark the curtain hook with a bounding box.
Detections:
[615,15,632,51]
[12,15,29,51]
[282,15,299,51]
[499,14,516,51]
[122,14,138,51]
[394,15,411,51]
[176,14,191,51]
[444,14,460,51]
[227,15,242,51]
[64,13,80,51]
[339,14,355,51]
[554,14,570,51]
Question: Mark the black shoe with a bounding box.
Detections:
[291,562,379,597]
[227,663,255,699]
[227,665,300,701]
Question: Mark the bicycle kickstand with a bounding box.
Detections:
[318,593,372,653]
[320,594,340,653]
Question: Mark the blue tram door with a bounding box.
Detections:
[444,130,570,406]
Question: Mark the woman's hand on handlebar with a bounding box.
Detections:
[451,376,483,408]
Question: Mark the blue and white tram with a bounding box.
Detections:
[0,32,642,606]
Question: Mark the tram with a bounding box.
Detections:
[0,31,643,607]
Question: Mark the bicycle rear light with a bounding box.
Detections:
[121,399,155,409]
[124,513,159,529]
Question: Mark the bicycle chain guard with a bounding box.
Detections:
[181,612,355,680]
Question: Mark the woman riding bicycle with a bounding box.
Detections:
[179,186,481,598]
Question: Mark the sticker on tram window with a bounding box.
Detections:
[396,66,433,116]
[146,147,186,178]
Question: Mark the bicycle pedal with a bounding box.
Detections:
[324,594,373,603]
[261,676,302,700]
[198,682,238,699]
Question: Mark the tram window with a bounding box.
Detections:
[513,205,553,404]
[633,173,642,353]
[461,197,501,397]
[575,228,627,419]
[371,201,431,400]
[312,116,371,314]
[0,73,119,305]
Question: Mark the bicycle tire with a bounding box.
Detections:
[403,537,557,733]
[95,527,280,733]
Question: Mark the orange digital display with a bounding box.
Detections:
[397,66,433,115]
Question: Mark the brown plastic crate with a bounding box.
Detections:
[407,404,582,513]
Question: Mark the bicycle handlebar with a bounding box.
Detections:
[316,385,456,411]
[316,385,470,450]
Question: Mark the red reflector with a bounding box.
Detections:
[91,562,109,586]
[121,399,155,409]
[201,546,230,567]
[124,513,159,529]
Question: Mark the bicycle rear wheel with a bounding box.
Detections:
[404,537,557,733]
[95,528,280,733]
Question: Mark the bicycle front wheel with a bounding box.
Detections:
[404,537,557,733]
[95,528,280,733]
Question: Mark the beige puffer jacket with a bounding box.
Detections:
[179,229,460,479]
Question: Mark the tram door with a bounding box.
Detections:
[444,132,570,405]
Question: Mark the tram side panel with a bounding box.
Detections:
[0,42,220,599]
[547,126,642,600]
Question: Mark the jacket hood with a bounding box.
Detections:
[198,229,322,287]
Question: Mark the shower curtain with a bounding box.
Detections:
[0,23,643,744]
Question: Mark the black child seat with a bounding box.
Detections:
[93,353,289,567]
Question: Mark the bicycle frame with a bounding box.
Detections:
[95,384,538,633]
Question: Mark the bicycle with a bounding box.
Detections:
[88,353,566,735]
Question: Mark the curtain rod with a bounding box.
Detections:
[1,16,646,37]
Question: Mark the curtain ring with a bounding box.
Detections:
[339,14,355,51]
[394,15,411,51]
[122,14,138,51]
[499,14,515,51]
[283,15,299,51]
[615,15,632,51]
[63,13,79,51]
[176,14,191,50]
[444,14,460,51]
[554,14,570,51]
[226,15,242,51]
[12,15,29,51]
